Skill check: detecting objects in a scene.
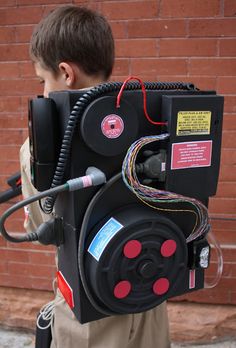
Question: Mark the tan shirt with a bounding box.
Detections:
[20,138,50,232]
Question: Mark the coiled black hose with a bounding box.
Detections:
[43,81,196,214]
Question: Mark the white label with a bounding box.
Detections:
[88,217,123,261]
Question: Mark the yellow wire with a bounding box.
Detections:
[133,192,199,238]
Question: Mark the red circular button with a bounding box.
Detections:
[114,280,131,299]
[160,239,177,257]
[101,114,124,139]
[123,240,142,259]
[153,278,170,296]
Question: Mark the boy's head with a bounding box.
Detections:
[30,5,114,96]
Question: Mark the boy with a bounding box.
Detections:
[20,5,170,348]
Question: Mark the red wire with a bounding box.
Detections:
[116,76,167,126]
[16,177,21,186]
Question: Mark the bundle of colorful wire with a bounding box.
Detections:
[122,133,210,243]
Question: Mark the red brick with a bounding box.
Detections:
[0,273,32,289]
[173,288,231,305]
[211,218,236,231]
[216,182,236,198]
[0,114,26,129]
[19,62,35,78]
[156,76,216,90]
[113,59,130,76]
[6,240,55,252]
[222,130,236,148]
[131,58,187,75]
[0,27,15,44]
[110,22,127,39]
[8,261,55,278]
[31,277,54,291]
[0,250,8,260]
[208,274,236,291]
[159,38,217,57]
[0,7,44,25]
[213,230,236,245]
[224,96,236,113]
[221,247,236,262]
[3,249,29,263]
[128,19,187,38]
[224,0,236,16]
[0,79,41,96]
[209,197,236,215]
[111,74,165,83]
[0,236,7,248]
[0,0,16,5]
[15,25,34,43]
[42,4,72,18]
[4,211,24,229]
[73,0,91,2]
[0,205,23,220]
[205,277,236,294]
[18,0,71,4]
[22,129,29,140]
[0,161,20,178]
[0,63,20,78]
[0,97,22,113]
[204,261,220,278]
[0,44,29,62]
[0,261,8,274]
[0,129,23,145]
[222,115,236,131]
[219,39,236,56]
[222,262,236,278]
[189,19,236,37]
[189,58,236,76]
[29,251,55,265]
[160,0,220,18]
[101,1,158,20]
[5,218,24,233]
[0,161,20,176]
[217,77,236,94]
[231,291,236,303]
[20,97,31,113]
[0,176,9,190]
[116,39,157,58]
[0,205,24,222]
[0,145,20,161]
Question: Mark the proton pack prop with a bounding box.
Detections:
[0,78,224,324]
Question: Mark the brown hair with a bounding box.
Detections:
[30,6,114,80]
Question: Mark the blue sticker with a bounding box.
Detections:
[88,217,123,261]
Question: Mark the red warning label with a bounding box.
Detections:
[171,140,212,170]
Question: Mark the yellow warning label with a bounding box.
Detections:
[176,111,211,136]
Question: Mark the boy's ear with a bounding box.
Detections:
[58,62,76,87]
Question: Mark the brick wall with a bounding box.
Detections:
[0,0,236,305]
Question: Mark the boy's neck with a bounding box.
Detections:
[74,66,107,90]
[77,75,107,90]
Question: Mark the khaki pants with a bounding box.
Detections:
[50,291,170,348]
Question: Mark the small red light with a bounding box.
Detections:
[153,278,170,296]
[114,280,131,299]
[160,239,177,257]
[123,239,142,259]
